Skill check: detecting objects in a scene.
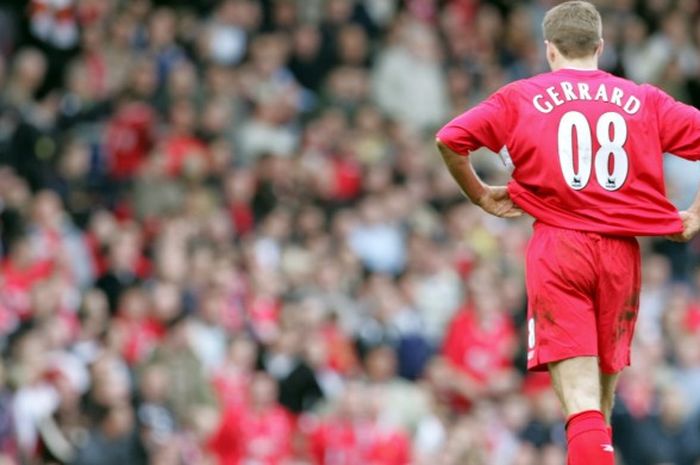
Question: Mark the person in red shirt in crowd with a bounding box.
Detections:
[306,382,411,465]
[223,170,257,237]
[441,276,518,409]
[113,286,165,366]
[160,99,210,177]
[105,97,157,180]
[317,314,359,377]
[1,237,53,321]
[211,335,258,411]
[83,210,118,277]
[329,148,362,203]
[209,372,293,465]
[436,2,700,463]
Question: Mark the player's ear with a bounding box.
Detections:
[596,38,605,58]
[545,40,557,64]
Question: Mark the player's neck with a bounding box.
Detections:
[551,57,599,72]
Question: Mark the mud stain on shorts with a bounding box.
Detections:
[532,295,557,326]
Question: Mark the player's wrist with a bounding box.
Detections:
[472,185,491,206]
[474,191,488,207]
[687,206,700,216]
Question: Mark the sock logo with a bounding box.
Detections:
[601,444,614,453]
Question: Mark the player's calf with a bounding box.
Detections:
[600,371,620,425]
[549,357,614,465]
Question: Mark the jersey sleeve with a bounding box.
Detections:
[436,87,512,155]
[649,85,700,161]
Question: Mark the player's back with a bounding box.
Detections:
[503,68,694,235]
[436,67,700,236]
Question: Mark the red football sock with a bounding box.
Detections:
[566,410,614,465]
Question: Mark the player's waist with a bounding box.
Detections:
[507,183,683,237]
[532,220,640,242]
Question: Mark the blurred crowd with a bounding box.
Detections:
[0,0,700,464]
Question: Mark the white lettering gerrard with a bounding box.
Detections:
[532,82,641,115]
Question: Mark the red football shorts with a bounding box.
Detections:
[525,222,641,373]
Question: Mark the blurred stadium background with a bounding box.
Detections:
[0,0,699,464]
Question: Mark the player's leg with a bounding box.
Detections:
[600,371,620,424]
[600,371,620,445]
[548,356,600,417]
[595,235,640,446]
[549,356,614,465]
[525,224,614,464]
[525,224,600,373]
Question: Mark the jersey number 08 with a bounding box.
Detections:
[557,111,629,191]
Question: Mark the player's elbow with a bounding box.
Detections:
[436,138,462,160]
[435,137,449,152]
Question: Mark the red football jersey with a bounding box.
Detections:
[437,68,700,236]
[442,305,516,384]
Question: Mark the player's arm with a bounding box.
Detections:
[652,86,700,242]
[435,89,522,219]
[667,193,700,243]
[436,139,522,218]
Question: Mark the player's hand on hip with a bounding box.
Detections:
[476,186,524,218]
[666,210,700,242]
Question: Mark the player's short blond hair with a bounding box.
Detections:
[543,1,602,59]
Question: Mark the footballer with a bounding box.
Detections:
[436,1,700,464]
